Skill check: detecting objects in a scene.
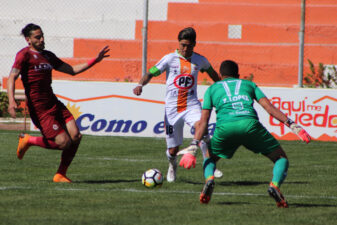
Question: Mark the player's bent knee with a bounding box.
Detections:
[169,146,179,156]
[55,133,72,150]
[265,146,288,163]
[59,139,72,150]
[57,141,70,150]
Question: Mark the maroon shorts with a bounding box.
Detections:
[30,101,74,139]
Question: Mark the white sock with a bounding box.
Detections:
[166,149,176,161]
[199,140,208,159]
[199,134,211,159]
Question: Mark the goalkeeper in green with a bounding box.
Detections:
[178,60,311,208]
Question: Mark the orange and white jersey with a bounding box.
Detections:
[150,50,211,114]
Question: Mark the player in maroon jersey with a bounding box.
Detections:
[7,23,110,183]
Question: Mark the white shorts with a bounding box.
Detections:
[164,106,201,148]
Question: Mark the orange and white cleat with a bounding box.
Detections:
[53,173,72,183]
[17,133,31,160]
[268,182,289,208]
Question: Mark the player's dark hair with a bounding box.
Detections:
[220,60,239,78]
[21,23,42,37]
[178,27,196,43]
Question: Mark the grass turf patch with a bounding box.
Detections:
[0,130,336,225]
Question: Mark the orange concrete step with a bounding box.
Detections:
[74,39,337,66]
[52,58,168,84]
[198,43,337,65]
[167,3,337,25]
[52,58,300,87]
[53,58,143,82]
[199,0,337,4]
[74,39,174,60]
[135,20,337,44]
[53,58,314,87]
[74,39,142,59]
[2,61,313,88]
[2,77,24,90]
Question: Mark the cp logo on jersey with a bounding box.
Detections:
[173,74,195,89]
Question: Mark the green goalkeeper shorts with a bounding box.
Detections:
[210,119,280,159]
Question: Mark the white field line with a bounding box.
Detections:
[78,156,166,162]
[1,186,337,200]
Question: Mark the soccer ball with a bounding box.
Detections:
[142,168,163,188]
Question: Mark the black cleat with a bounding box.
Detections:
[200,179,215,204]
[268,182,289,208]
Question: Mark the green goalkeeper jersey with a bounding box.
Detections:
[203,77,266,125]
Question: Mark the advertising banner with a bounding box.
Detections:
[255,87,337,142]
[31,81,337,142]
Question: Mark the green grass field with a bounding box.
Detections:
[0,130,336,225]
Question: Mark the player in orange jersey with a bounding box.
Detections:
[133,27,223,182]
[7,23,110,183]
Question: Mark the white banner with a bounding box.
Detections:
[31,81,337,142]
[255,87,337,142]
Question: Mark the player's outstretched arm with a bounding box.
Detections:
[258,97,311,143]
[205,66,221,82]
[6,68,21,118]
[133,73,153,96]
[56,45,110,75]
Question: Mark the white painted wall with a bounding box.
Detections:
[0,0,198,80]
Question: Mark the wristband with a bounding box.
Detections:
[191,139,199,146]
[137,84,143,87]
[284,118,295,127]
[87,58,97,67]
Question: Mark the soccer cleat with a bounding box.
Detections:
[214,169,223,178]
[17,133,31,160]
[268,182,289,208]
[200,179,215,204]
[166,158,177,183]
[53,173,72,183]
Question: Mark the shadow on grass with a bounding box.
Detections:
[181,179,308,186]
[216,201,252,205]
[290,203,337,208]
[216,201,337,208]
[75,179,139,184]
[217,181,308,186]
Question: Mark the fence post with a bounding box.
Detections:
[142,0,149,77]
[298,0,306,87]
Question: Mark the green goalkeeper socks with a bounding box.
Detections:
[272,158,289,188]
[203,158,216,181]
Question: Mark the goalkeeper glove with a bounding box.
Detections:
[177,139,199,169]
[285,119,311,144]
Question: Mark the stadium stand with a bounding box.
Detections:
[1,0,336,89]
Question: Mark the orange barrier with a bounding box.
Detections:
[168,3,337,25]
[57,35,336,87]
[74,39,142,59]
[52,58,308,87]
[199,0,337,4]
[53,58,143,82]
[0,62,312,89]
[135,20,337,44]
[52,58,169,84]
[73,39,337,65]
[2,77,24,90]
